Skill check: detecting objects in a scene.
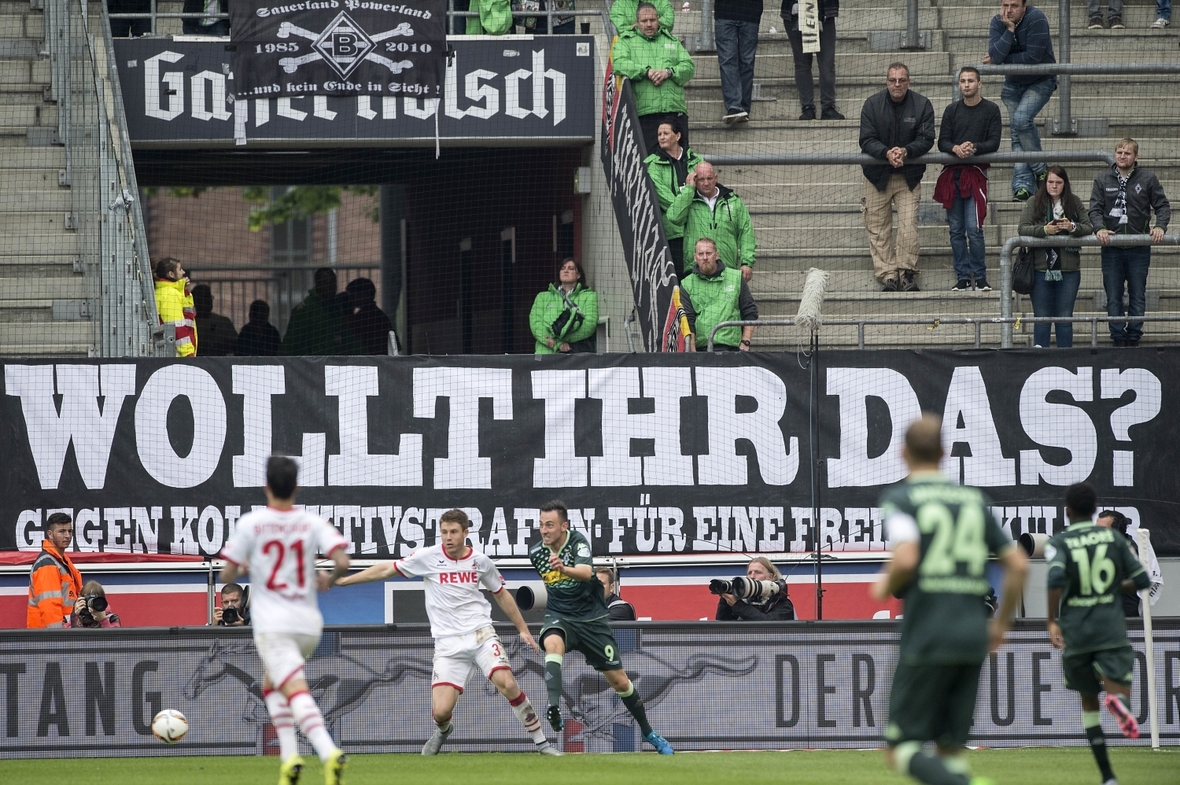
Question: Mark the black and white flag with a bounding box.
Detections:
[230,0,446,100]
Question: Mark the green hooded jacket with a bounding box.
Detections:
[609,0,674,33]
[682,264,746,348]
[610,27,695,117]
[667,183,756,272]
[645,146,704,240]
[529,282,599,354]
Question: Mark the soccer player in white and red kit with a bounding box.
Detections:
[220,457,350,785]
[339,508,559,756]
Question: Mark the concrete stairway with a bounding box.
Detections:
[0,0,91,357]
[672,0,1180,349]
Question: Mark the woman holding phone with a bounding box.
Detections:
[1018,165,1093,348]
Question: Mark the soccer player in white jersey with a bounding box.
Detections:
[339,508,560,756]
[220,457,350,785]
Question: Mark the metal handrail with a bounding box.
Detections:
[977,62,1180,77]
[704,150,1115,168]
[708,314,1180,352]
[997,234,1180,347]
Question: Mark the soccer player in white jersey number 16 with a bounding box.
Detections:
[220,456,351,785]
[339,508,561,756]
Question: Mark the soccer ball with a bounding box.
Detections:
[152,709,189,744]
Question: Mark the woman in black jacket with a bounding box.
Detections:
[715,557,795,620]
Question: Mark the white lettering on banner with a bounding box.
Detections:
[190,71,232,121]
[505,50,566,125]
[444,54,499,120]
[696,367,798,486]
[941,366,1015,487]
[144,50,184,121]
[357,95,377,119]
[170,505,200,555]
[197,505,225,554]
[378,505,403,553]
[3,364,135,490]
[589,366,693,486]
[1019,367,1097,485]
[532,369,587,488]
[1099,367,1162,486]
[232,365,285,487]
[325,365,423,486]
[277,96,309,121]
[256,97,271,126]
[826,367,920,488]
[75,507,101,551]
[134,366,228,488]
[313,95,337,120]
[512,508,539,555]
[403,97,438,119]
[414,367,512,489]
[845,507,885,550]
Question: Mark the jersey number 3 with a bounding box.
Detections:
[918,503,987,576]
[263,540,306,591]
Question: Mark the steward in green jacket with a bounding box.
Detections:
[681,238,757,351]
[667,161,756,275]
[609,0,674,33]
[529,259,599,354]
[611,12,694,117]
[644,121,702,274]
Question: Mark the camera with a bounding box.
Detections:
[221,606,240,624]
[709,577,785,603]
[77,595,107,625]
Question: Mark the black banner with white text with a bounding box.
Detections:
[1,350,1176,558]
[229,0,447,100]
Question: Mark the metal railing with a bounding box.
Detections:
[106,1,606,36]
[46,0,159,356]
[195,265,380,338]
[997,234,1180,347]
[703,150,1115,168]
[708,313,1180,351]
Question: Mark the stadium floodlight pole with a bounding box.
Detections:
[796,269,829,619]
[1137,528,1160,751]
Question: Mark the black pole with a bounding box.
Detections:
[809,328,824,620]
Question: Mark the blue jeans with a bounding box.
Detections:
[947,194,986,283]
[1001,77,1056,195]
[715,19,759,114]
[1102,246,1151,341]
[1158,0,1172,19]
[1030,270,1081,347]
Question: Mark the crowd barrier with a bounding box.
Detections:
[1,619,1176,757]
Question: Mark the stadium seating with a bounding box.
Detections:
[677,0,1180,348]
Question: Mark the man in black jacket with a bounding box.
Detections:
[859,63,935,292]
[715,558,795,620]
[1088,139,1171,346]
[783,0,842,121]
[936,66,1002,292]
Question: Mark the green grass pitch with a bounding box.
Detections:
[0,748,1176,785]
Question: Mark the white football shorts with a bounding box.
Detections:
[431,625,512,691]
[255,632,320,689]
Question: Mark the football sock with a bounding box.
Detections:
[288,690,339,763]
[1084,710,1115,782]
[544,654,563,708]
[942,755,971,778]
[616,682,653,737]
[508,692,547,744]
[894,742,969,785]
[263,689,299,761]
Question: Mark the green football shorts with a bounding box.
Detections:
[886,660,984,748]
[1062,645,1136,696]
[539,616,623,671]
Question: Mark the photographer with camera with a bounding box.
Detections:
[213,582,250,626]
[71,581,121,628]
[712,557,795,621]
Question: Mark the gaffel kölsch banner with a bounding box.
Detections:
[1,351,1175,558]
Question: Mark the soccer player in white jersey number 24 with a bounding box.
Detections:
[339,508,561,756]
[220,457,351,785]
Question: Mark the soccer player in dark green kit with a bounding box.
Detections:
[527,500,674,754]
[1046,482,1151,785]
[872,414,1028,785]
